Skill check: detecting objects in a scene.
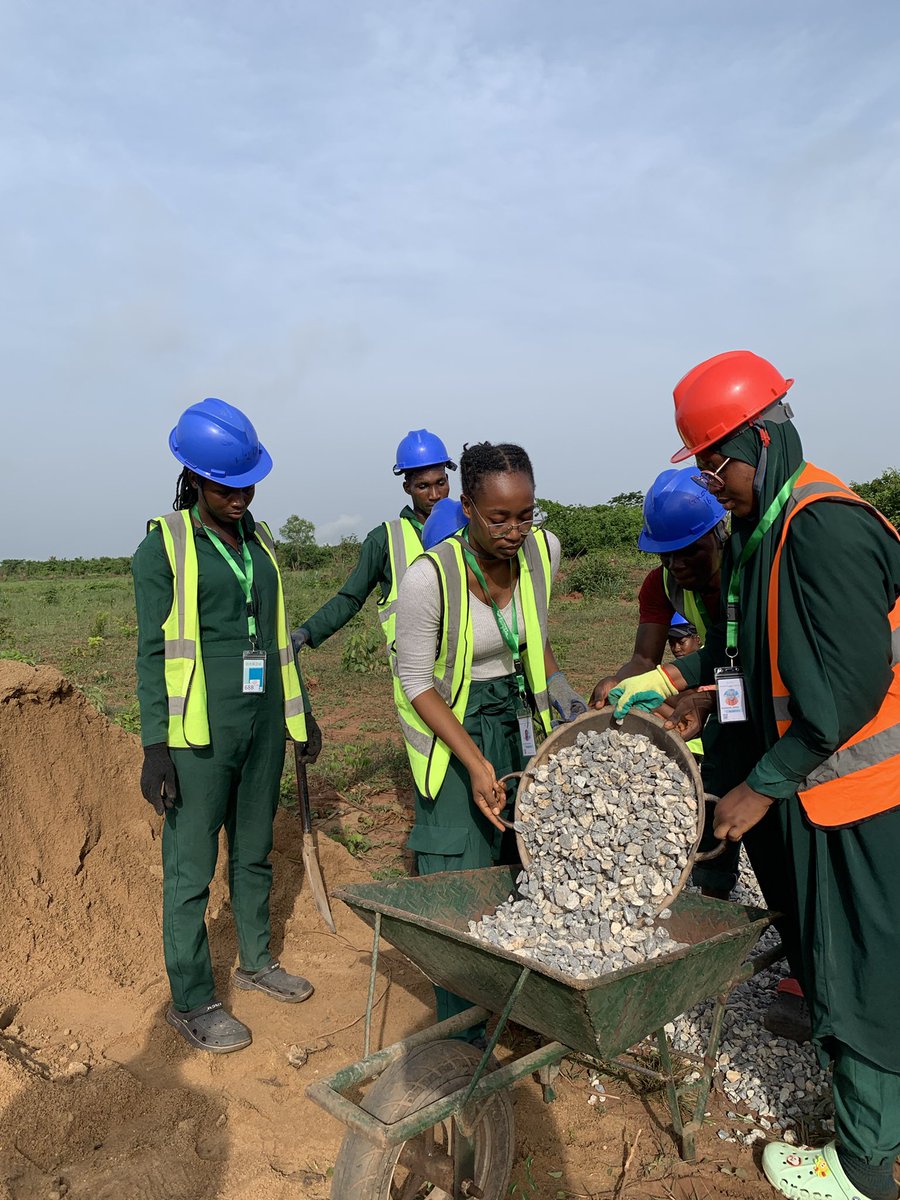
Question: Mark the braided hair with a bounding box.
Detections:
[173,469,199,511]
[459,442,534,500]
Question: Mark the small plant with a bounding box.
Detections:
[87,635,105,651]
[77,682,108,714]
[341,618,387,674]
[114,698,142,734]
[565,553,628,599]
[42,586,59,606]
[0,648,37,665]
[371,866,405,880]
[327,828,372,857]
[119,620,139,638]
[89,611,109,639]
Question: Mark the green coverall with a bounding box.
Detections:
[133,513,292,1013]
[407,675,525,1034]
[300,506,421,646]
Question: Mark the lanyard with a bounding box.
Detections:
[192,506,258,647]
[462,533,528,704]
[725,463,804,660]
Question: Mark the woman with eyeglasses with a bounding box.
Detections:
[610,351,900,1200]
[393,441,582,1039]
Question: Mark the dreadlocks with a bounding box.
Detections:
[459,442,534,500]
[173,469,199,511]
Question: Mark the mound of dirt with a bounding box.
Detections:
[0,662,159,1002]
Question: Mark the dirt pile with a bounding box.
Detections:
[0,662,159,1001]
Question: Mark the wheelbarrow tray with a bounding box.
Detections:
[335,865,771,1061]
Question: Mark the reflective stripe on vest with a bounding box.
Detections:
[662,570,709,643]
[150,512,307,748]
[377,517,423,656]
[766,464,900,828]
[395,529,554,800]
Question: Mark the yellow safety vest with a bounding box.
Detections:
[377,517,424,658]
[149,511,308,748]
[395,530,554,800]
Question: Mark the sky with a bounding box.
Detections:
[3,0,900,557]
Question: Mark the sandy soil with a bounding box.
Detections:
[0,660,812,1200]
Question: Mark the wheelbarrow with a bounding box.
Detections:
[307,866,782,1199]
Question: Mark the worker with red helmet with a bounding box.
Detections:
[611,352,900,1200]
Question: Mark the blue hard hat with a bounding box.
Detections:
[393,429,457,476]
[421,498,467,551]
[638,468,727,554]
[169,398,273,488]
[668,613,698,640]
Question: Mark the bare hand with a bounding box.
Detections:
[663,689,715,742]
[468,758,508,831]
[713,782,774,841]
[590,675,618,710]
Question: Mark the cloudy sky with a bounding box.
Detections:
[3,1,899,556]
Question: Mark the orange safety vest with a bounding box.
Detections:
[767,463,900,828]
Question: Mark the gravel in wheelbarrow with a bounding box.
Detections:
[333,865,771,1063]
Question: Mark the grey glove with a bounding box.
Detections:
[291,626,310,657]
[140,743,177,815]
[548,671,588,724]
[295,713,322,765]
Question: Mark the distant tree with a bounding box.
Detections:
[607,490,644,508]
[851,468,900,528]
[278,515,324,570]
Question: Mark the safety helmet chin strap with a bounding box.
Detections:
[728,399,793,508]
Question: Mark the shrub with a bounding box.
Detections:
[565,553,629,599]
[341,617,387,674]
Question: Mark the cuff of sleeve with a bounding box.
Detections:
[746,738,823,800]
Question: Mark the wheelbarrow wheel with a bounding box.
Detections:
[330,1039,514,1200]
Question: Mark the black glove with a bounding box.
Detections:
[291,626,310,657]
[295,713,322,765]
[140,743,177,816]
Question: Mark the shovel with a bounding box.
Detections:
[293,743,336,933]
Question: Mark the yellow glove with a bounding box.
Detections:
[608,667,678,718]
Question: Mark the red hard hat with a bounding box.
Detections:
[670,350,794,463]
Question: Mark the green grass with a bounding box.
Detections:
[0,558,645,774]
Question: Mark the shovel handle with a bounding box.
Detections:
[293,743,313,836]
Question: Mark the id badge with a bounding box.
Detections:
[714,666,747,723]
[516,706,537,757]
[242,650,267,694]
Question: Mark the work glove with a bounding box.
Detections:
[547,671,588,724]
[295,712,322,765]
[608,667,677,719]
[140,743,177,816]
[290,626,310,657]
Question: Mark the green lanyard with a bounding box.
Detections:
[462,533,528,705]
[192,506,258,647]
[725,464,804,660]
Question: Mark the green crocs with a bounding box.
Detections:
[762,1140,875,1200]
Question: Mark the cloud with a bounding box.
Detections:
[317,514,364,544]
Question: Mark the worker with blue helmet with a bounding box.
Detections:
[590,468,737,881]
[292,430,456,661]
[667,613,701,658]
[132,398,320,1054]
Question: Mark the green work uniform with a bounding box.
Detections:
[301,506,422,646]
[133,512,291,1012]
[678,419,900,1181]
[407,675,525,1035]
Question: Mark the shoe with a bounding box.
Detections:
[764,980,812,1044]
[166,1001,251,1054]
[762,1139,879,1200]
[233,961,314,1003]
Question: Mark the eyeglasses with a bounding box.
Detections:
[691,457,732,493]
[470,502,544,539]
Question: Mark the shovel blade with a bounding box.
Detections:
[302,831,337,933]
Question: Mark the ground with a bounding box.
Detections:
[0,567,885,1200]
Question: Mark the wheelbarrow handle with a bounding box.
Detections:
[694,839,728,862]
